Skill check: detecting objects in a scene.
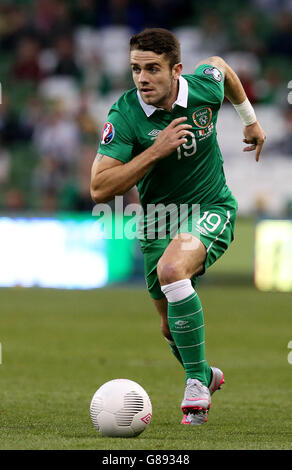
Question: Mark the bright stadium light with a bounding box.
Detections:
[254,220,292,292]
[0,217,108,289]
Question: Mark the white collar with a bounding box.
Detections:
[137,75,188,118]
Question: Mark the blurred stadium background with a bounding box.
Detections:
[0,0,291,290]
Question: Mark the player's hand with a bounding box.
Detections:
[151,117,193,160]
[243,121,266,162]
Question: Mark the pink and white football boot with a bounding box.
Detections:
[181,367,224,425]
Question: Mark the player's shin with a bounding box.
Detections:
[161,279,211,386]
[164,337,183,366]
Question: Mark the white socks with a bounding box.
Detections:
[161,279,194,303]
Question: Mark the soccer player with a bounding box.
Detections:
[90,28,266,425]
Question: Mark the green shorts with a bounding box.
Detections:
[139,186,238,300]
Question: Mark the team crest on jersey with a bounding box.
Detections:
[192,107,212,128]
[203,67,222,82]
[101,122,115,144]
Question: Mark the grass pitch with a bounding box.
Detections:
[1,285,292,450]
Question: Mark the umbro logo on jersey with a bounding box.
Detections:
[148,129,161,139]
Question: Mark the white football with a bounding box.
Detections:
[90,379,152,437]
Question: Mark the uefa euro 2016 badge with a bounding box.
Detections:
[101,122,115,144]
[203,66,222,82]
[192,107,212,128]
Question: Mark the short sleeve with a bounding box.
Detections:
[193,64,224,105]
[97,108,134,163]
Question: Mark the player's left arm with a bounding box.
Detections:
[195,56,266,162]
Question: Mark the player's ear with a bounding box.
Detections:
[172,63,183,79]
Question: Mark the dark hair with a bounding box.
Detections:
[130,28,181,68]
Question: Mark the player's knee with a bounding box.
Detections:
[157,259,183,285]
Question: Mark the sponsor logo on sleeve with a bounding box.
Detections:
[101,122,115,144]
[203,67,222,82]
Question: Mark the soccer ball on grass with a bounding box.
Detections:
[90,379,152,437]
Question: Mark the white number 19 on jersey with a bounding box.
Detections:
[177,132,197,160]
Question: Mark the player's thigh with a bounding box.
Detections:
[157,233,207,285]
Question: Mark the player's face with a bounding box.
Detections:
[130,49,182,110]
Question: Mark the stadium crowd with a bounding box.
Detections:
[0,0,291,212]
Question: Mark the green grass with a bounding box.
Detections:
[1,286,292,450]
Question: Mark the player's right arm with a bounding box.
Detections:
[90,151,156,204]
[194,56,266,161]
[90,117,192,203]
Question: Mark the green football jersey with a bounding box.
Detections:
[98,63,227,211]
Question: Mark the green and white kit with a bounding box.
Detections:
[98,64,238,299]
